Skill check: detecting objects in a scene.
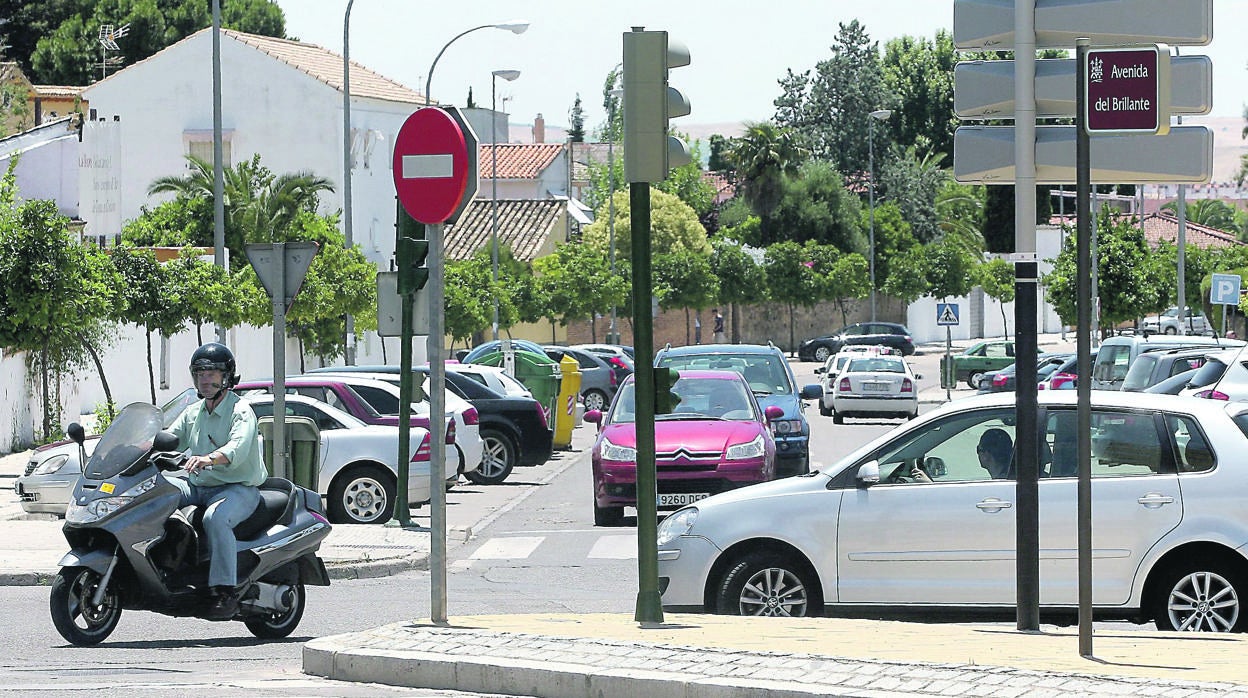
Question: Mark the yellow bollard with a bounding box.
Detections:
[552,354,582,450]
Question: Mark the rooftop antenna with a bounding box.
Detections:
[97,23,130,80]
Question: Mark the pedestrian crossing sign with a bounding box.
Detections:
[937,303,960,326]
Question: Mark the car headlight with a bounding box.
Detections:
[600,437,637,462]
[31,453,71,476]
[65,475,159,524]
[657,507,699,546]
[726,434,765,460]
[772,419,803,435]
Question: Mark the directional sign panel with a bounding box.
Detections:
[953,125,1212,184]
[955,55,1210,120]
[954,0,1212,50]
[937,303,961,326]
[1211,273,1243,306]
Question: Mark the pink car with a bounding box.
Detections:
[586,370,784,527]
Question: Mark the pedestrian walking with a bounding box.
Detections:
[713,309,726,344]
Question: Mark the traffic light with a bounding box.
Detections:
[623,28,691,183]
[653,367,682,415]
[395,203,429,295]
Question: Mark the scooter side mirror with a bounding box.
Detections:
[67,422,85,445]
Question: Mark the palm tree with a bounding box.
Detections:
[727,121,807,216]
[1161,198,1238,232]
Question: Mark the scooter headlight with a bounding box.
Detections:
[65,475,159,524]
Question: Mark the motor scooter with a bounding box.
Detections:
[50,401,332,645]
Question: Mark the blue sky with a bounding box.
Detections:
[274,0,1246,131]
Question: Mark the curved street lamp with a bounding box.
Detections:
[425,21,530,106]
[491,69,521,340]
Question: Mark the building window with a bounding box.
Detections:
[183,129,233,167]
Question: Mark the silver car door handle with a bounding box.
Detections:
[976,497,1013,512]
[1137,493,1176,508]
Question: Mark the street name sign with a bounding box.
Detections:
[1211,274,1242,306]
[1085,46,1169,134]
[954,0,1212,50]
[954,55,1210,120]
[953,124,1212,184]
[392,107,474,225]
[937,303,961,326]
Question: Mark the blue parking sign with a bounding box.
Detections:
[1211,273,1242,306]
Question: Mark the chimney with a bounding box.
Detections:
[532,113,545,143]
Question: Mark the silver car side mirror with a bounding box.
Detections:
[857,460,880,486]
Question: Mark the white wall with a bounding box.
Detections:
[0,121,80,219]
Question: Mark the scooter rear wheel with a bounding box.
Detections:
[50,566,122,646]
[244,583,306,639]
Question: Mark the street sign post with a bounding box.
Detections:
[245,241,319,480]
[392,107,475,225]
[955,55,1210,120]
[1211,273,1243,337]
[937,303,960,402]
[953,124,1213,184]
[954,0,1212,49]
[936,303,961,326]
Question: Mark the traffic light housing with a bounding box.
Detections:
[395,202,429,295]
[623,28,691,183]
[654,367,682,415]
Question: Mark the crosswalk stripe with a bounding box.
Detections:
[587,535,637,559]
[469,536,544,559]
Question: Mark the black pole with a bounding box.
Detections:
[1015,258,1039,631]
[630,182,662,624]
[1075,37,1095,658]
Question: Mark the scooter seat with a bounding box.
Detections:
[233,481,292,540]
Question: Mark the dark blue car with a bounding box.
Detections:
[654,343,821,478]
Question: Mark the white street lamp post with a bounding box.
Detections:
[868,108,892,323]
[342,0,356,363]
[491,69,521,341]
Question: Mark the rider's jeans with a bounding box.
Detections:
[168,479,261,588]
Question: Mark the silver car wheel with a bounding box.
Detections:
[583,389,607,412]
[738,567,808,617]
[1167,571,1240,632]
[813,346,831,363]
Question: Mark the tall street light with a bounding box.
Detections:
[867,108,892,322]
[607,75,622,344]
[490,69,521,341]
[421,18,528,627]
[342,0,356,363]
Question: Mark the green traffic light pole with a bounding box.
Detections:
[391,202,428,528]
[630,181,663,624]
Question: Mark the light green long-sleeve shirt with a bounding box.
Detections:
[170,391,268,487]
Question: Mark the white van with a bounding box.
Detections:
[1091,334,1244,390]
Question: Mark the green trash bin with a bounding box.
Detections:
[257,415,320,490]
[470,348,562,427]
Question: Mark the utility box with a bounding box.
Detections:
[257,416,321,491]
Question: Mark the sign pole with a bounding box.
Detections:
[945,327,952,402]
[1076,37,1095,659]
[271,243,287,480]
[428,222,448,626]
[631,182,662,624]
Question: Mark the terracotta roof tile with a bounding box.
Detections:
[445,199,566,262]
[1049,211,1244,249]
[32,85,83,98]
[479,143,564,179]
[222,29,428,104]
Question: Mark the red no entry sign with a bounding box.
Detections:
[392,107,471,224]
[1085,45,1170,135]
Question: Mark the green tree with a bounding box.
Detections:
[726,121,806,224]
[653,249,719,344]
[982,185,1054,253]
[925,241,979,301]
[877,145,948,243]
[768,160,865,250]
[444,255,494,350]
[860,201,918,295]
[880,30,958,163]
[0,174,124,437]
[978,258,1016,339]
[825,253,871,327]
[654,136,715,217]
[709,236,765,340]
[582,187,709,259]
[110,244,185,404]
[881,245,930,305]
[121,196,213,248]
[567,93,585,142]
[531,241,627,340]
[22,0,285,85]
[934,181,987,258]
[773,20,891,176]
[761,241,822,353]
[707,134,733,172]
[165,248,239,345]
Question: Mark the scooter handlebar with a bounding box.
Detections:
[150,451,187,472]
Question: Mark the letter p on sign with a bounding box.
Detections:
[1211,273,1242,306]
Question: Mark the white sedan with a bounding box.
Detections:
[243,394,440,525]
[658,391,1248,632]
[828,354,920,423]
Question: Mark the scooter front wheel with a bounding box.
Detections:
[50,566,122,646]
[244,583,306,639]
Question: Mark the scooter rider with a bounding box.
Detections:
[167,342,267,619]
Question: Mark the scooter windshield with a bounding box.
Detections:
[84,402,164,480]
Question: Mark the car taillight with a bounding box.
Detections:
[535,402,549,429]
[1196,389,1230,400]
[993,373,1008,387]
[901,378,913,393]
[462,407,479,426]
[609,370,617,387]
[446,418,456,444]
[412,432,431,462]
[838,377,850,392]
